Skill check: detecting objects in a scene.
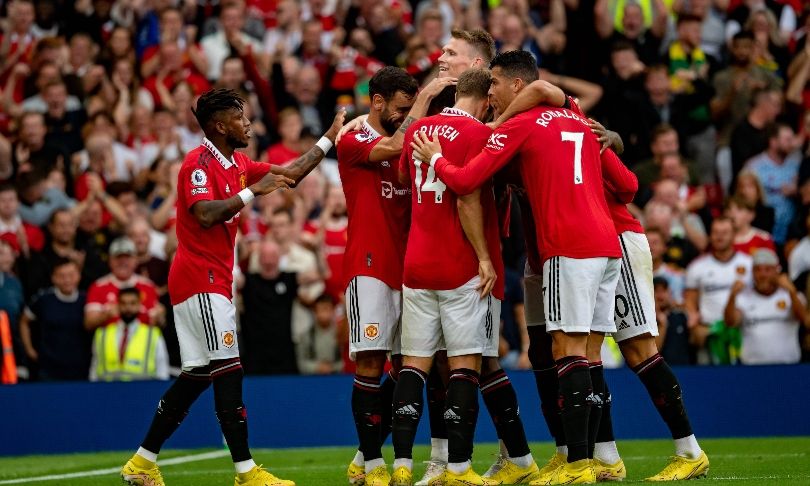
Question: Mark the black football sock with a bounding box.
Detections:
[587,362,605,459]
[426,364,448,441]
[632,353,693,439]
[141,368,212,454]
[392,366,428,460]
[212,359,251,462]
[596,382,615,444]
[446,368,480,464]
[352,374,384,462]
[529,328,564,447]
[480,369,531,458]
[556,356,592,463]
[379,368,398,443]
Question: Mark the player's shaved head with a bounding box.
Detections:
[456,68,491,100]
[489,50,539,84]
[450,29,495,64]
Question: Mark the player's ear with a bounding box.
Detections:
[513,77,524,94]
[371,93,384,111]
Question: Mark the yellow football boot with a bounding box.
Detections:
[645,452,709,481]
[364,465,392,486]
[234,465,295,486]
[484,459,541,484]
[121,454,164,486]
[545,459,596,485]
[529,452,567,485]
[390,466,413,486]
[429,465,496,486]
[593,458,626,482]
[347,461,366,485]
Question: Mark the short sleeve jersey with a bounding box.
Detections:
[169,138,272,305]
[685,252,753,324]
[337,122,411,291]
[85,274,159,324]
[434,106,633,262]
[735,287,801,364]
[400,108,505,299]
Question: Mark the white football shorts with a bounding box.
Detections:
[613,231,659,341]
[345,276,402,359]
[173,292,240,370]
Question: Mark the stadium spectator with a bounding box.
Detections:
[644,200,701,269]
[200,2,265,82]
[11,111,68,180]
[744,122,802,245]
[789,213,810,285]
[241,239,301,375]
[733,170,776,233]
[0,239,24,364]
[264,108,304,165]
[648,178,708,252]
[127,218,169,295]
[84,237,162,331]
[0,182,44,255]
[15,169,74,227]
[295,294,342,374]
[19,258,89,381]
[724,248,806,365]
[726,195,777,255]
[653,276,691,366]
[729,87,783,179]
[685,217,753,364]
[648,227,686,305]
[89,286,169,381]
[594,0,667,66]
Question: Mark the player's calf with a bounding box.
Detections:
[445,367,480,476]
[392,365,430,473]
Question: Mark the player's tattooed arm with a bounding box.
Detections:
[457,189,497,298]
[192,172,294,228]
[273,109,346,183]
[369,77,457,162]
[489,80,566,129]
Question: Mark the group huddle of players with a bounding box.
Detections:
[337,30,710,486]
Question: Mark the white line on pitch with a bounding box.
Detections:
[0,450,230,484]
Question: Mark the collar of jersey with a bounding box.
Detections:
[441,107,479,121]
[361,120,382,140]
[202,137,237,169]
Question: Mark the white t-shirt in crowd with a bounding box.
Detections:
[734,287,802,365]
[686,251,753,325]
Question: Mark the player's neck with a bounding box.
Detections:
[208,136,235,160]
[452,100,478,119]
[366,114,388,137]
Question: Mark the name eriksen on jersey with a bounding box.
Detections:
[535,109,587,128]
[416,124,460,142]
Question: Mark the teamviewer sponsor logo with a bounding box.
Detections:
[395,404,419,417]
[486,133,507,150]
[381,181,393,198]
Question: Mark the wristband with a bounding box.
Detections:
[315,136,333,154]
[429,153,443,166]
[238,188,255,206]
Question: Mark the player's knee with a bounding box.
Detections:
[528,327,554,369]
[216,404,247,425]
[355,351,388,377]
[618,334,658,368]
[480,356,501,375]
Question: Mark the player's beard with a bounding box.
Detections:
[227,133,249,149]
[380,116,399,137]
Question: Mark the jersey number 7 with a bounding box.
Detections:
[561,131,584,185]
[413,157,447,203]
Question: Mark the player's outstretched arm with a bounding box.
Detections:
[368,76,457,162]
[489,80,566,130]
[457,190,496,298]
[191,172,295,228]
[272,109,346,183]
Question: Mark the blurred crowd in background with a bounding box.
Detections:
[1,0,810,383]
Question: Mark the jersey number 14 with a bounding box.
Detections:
[413,157,447,203]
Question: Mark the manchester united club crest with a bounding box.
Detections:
[364,324,379,341]
[777,300,787,310]
[222,331,235,348]
[736,265,746,275]
[240,174,247,189]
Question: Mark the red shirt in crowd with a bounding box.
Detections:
[0,218,45,253]
[86,274,159,325]
[399,107,505,299]
[337,122,410,291]
[434,106,636,262]
[265,143,300,166]
[733,228,776,256]
[169,138,271,305]
[303,218,348,300]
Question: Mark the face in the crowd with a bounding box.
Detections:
[10,0,35,34]
[488,66,520,117]
[769,126,797,159]
[118,292,142,323]
[651,130,678,157]
[757,91,783,121]
[726,202,753,231]
[677,20,702,49]
[160,9,183,40]
[622,4,644,39]
[128,220,151,256]
[109,27,132,57]
[377,91,415,136]
[52,262,80,295]
[438,37,481,78]
[218,107,251,149]
[752,263,778,294]
[729,37,754,66]
[294,66,322,105]
[326,185,347,216]
[220,6,244,35]
[653,283,671,310]
[645,68,670,104]
[79,200,103,232]
[736,174,760,204]
[659,154,686,182]
[314,300,335,327]
[44,83,68,116]
[110,252,137,280]
[646,230,666,260]
[49,210,77,245]
[0,242,14,273]
[278,112,303,143]
[271,212,294,245]
[258,240,281,273]
[653,179,680,208]
[220,58,246,90]
[709,219,735,253]
[0,189,18,220]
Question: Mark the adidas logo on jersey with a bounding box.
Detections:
[443,409,461,421]
[395,405,419,417]
[617,320,630,330]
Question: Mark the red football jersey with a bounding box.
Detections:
[733,228,776,256]
[337,122,411,291]
[602,149,644,235]
[399,108,505,299]
[169,139,271,305]
[86,274,159,325]
[434,106,637,261]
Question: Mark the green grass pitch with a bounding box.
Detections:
[1,437,808,485]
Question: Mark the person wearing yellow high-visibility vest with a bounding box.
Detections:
[90,287,169,382]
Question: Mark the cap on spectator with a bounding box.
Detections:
[110,237,136,257]
[752,248,779,266]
